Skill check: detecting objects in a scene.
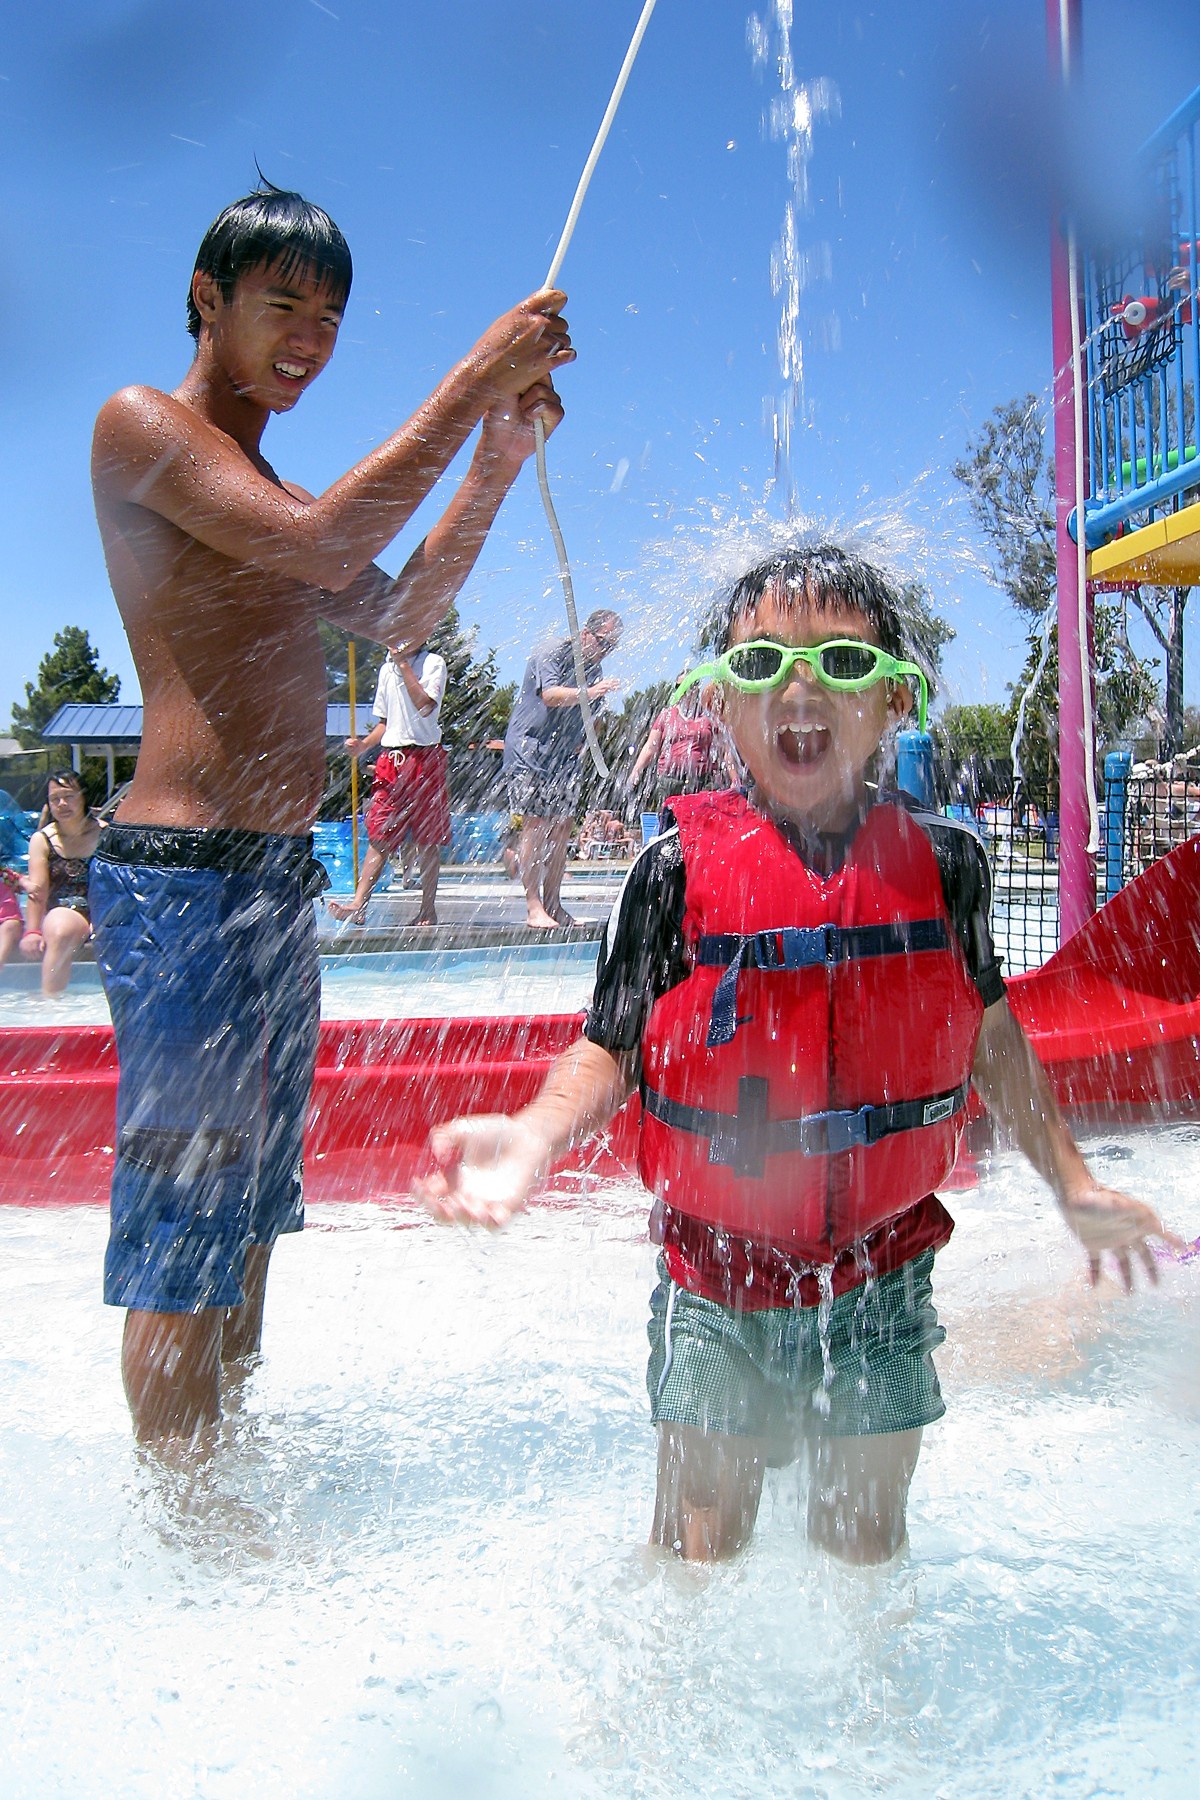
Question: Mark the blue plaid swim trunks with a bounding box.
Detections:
[91,826,324,1313]
[647,1249,946,1451]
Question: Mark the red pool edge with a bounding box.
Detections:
[2,990,1199,1211]
[4,839,1200,1209]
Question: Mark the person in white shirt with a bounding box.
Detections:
[328,640,450,925]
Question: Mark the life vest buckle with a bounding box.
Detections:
[803,1105,876,1154]
[757,924,842,969]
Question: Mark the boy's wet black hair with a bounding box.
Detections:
[706,542,908,659]
[186,181,352,340]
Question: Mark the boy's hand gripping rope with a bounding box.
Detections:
[532,0,658,781]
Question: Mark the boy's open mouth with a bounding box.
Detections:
[274,361,308,384]
[777,723,831,767]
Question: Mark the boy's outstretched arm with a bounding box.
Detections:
[421,1037,635,1229]
[971,998,1180,1288]
[93,291,572,592]
[323,380,563,646]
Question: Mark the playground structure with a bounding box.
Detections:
[1052,0,1200,936]
[1075,87,1200,589]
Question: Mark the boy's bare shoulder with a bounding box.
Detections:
[92,386,224,499]
[95,383,180,438]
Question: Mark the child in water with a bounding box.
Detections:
[422,542,1174,1565]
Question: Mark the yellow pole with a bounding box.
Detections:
[347,638,360,887]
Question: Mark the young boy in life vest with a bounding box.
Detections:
[421,542,1174,1565]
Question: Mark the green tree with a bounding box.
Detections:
[999,615,1158,803]
[953,397,1055,619]
[1121,583,1191,757]
[10,627,121,747]
[933,702,1012,766]
[954,395,1161,765]
[428,604,512,752]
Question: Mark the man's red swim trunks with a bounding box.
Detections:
[365,746,452,851]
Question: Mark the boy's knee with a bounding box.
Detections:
[653,1424,766,1560]
[807,1492,907,1564]
[807,1461,911,1564]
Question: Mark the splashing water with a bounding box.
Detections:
[2,1125,1199,1798]
[749,5,840,513]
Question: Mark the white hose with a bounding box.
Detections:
[1010,607,1055,786]
[533,0,659,780]
[1066,210,1100,858]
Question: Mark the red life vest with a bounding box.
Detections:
[638,791,984,1261]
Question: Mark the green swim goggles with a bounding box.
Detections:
[672,638,928,732]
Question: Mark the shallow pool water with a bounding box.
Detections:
[2,1124,1198,1797]
[0,940,600,1029]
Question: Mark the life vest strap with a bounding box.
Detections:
[695,918,949,1048]
[641,1077,969,1179]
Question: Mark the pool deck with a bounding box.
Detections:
[0,864,629,990]
[315,860,627,952]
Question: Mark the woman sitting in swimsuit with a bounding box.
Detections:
[21,770,102,996]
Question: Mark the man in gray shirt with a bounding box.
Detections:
[504,608,622,926]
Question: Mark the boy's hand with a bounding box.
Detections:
[1057,1180,1185,1289]
[479,380,564,466]
[473,289,575,401]
[420,1113,550,1229]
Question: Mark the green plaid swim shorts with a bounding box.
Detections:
[646,1249,945,1450]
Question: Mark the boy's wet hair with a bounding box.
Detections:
[707,542,908,659]
[187,181,352,339]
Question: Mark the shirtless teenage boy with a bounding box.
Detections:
[90,184,573,1450]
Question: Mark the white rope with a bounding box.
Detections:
[1067,228,1100,855]
[533,0,659,780]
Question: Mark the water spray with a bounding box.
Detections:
[532,0,659,780]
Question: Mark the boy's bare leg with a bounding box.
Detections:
[221,1243,272,1365]
[121,1248,274,1446]
[651,1422,769,1562]
[327,844,387,922]
[413,846,440,926]
[541,820,575,925]
[122,1309,223,1445]
[807,1427,922,1564]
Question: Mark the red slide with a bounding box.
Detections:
[1005,835,1200,1112]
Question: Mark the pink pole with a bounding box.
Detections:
[1047,0,1095,940]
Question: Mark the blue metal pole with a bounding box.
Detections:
[896,730,935,807]
[1103,750,1133,900]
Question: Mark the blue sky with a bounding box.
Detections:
[2,0,1198,727]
